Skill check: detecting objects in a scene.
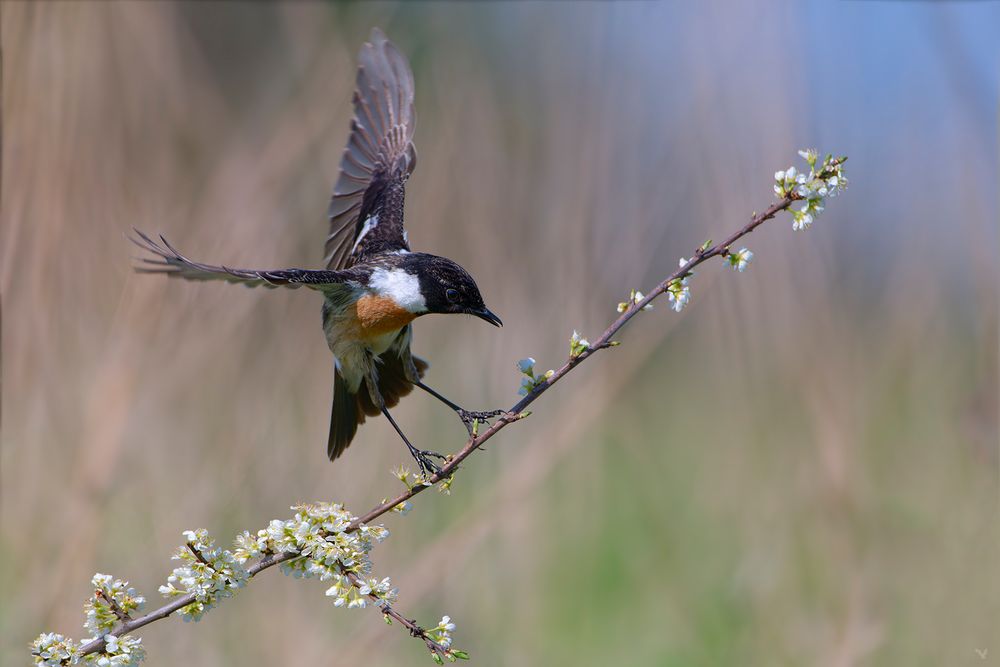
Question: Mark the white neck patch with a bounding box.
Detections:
[369,267,426,313]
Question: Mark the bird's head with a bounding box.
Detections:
[396,253,501,326]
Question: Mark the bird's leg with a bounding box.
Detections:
[381,406,446,477]
[413,381,505,436]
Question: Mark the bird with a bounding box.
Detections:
[131,28,503,475]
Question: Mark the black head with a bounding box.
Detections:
[408,253,502,326]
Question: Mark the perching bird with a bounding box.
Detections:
[132,28,502,474]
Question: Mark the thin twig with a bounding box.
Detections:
[185,542,212,567]
[95,590,132,624]
[73,161,843,658]
[340,568,452,657]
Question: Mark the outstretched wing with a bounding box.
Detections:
[325,28,416,270]
[131,229,351,291]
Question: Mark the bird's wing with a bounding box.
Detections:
[131,229,352,292]
[325,27,416,270]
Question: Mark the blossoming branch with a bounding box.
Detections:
[33,151,846,666]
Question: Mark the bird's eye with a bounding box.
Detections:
[445,288,459,303]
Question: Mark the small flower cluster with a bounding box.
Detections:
[383,496,414,514]
[84,574,145,637]
[569,331,590,358]
[235,503,397,610]
[393,464,429,490]
[617,289,653,313]
[427,616,469,663]
[90,635,145,666]
[431,615,456,649]
[158,529,248,621]
[34,501,460,664]
[437,475,455,495]
[31,632,145,667]
[31,633,80,666]
[325,573,396,609]
[32,570,149,666]
[667,258,692,312]
[774,149,847,230]
[516,358,553,396]
[727,247,754,272]
[393,464,449,496]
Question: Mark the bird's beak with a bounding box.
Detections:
[472,307,503,327]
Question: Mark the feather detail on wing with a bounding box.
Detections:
[131,229,349,291]
[325,28,416,270]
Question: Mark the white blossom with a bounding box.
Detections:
[31,633,79,666]
[792,208,814,231]
[232,530,270,564]
[158,529,248,621]
[516,358,553,396]
[617,288,653,313]
[347,587,366,609]
[430,615,456,649]
[666,280,691,312]
[84,574,145,638]
[665,257,693,312]
[777,150,847,229]
[728,247,753,272]
[241,503,398,610]
[94,634,144,666]
[569,331,590,358]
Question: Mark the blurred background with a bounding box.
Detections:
[2,2,997,665]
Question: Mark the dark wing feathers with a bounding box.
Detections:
[131,229,348,290]
[325,28,416,270]
[131,30,426,465]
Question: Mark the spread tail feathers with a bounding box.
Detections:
[327,354,429,461]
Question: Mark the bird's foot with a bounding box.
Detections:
[456,408,506,436]
[406,444,447,477]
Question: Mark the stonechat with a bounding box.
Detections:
[132,28,501,474]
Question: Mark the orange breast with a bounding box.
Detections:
[352,294,417,341]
